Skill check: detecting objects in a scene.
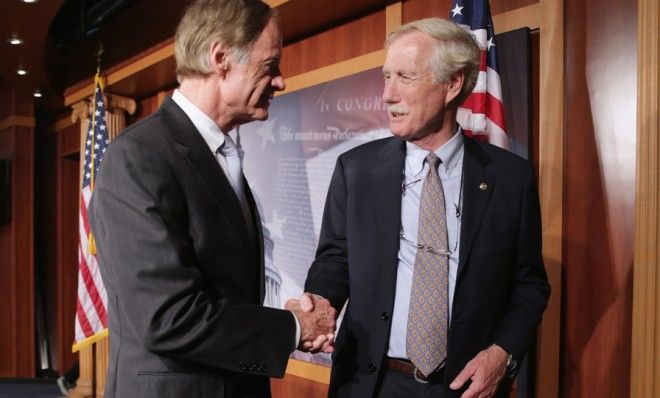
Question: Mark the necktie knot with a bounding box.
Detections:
[425,152,441,171]
[219,136,239,158]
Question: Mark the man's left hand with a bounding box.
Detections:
[449,344,508,398]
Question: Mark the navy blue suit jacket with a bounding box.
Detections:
[305,135,550,398]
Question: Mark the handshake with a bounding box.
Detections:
[285,293,337,354]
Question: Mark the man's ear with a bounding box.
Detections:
[446,70,466,105]
[209,42,230,77]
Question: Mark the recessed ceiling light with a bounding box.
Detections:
[33,89,42,98]
[16,67,28,76]
[22,0,39,3]
[7,35,24,45]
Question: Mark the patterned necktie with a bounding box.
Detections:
[218,136,252,228]
[406,152,449,377]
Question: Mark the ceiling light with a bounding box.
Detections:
[16,67,27,76]
[7,35,24,45]
[33,89,42,98]
[22,0,39,3]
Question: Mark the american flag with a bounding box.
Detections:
[450,0,508,148]
[74,74,109,348]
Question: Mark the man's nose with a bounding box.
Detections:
[382,81,397,103]
[272,75,286,91]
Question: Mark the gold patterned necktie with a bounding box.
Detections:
[406,152,449,377]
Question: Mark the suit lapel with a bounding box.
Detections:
[372,137,406,276]
[160,97,252,257]
[457,136,493,281]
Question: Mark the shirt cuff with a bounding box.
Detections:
[290,310,301,352]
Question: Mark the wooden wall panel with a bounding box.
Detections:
[56,154,81,375]
[40,120,81,375]
[0,129,17,376]
[38,127,60,373]
[13,127,34,377]
[631,0,660,395]
[562,0,637,396]
[281,10,385,78]
[58,122,82,157]
[131,94,164,124]
[271,374,328,397]
[402,0,450,22]
[0,125,35,377]
[531,32,540,173]
[491,0,539,15]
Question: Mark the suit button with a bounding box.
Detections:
[368,362,377,373]
[381,312,390,321]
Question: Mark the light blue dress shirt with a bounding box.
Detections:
[386,131,464,359]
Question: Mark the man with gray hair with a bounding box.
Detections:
[90,1,335,397]
[300,17,550,398]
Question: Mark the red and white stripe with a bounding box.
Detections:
[457,28,508,149]
[75,186,108,343]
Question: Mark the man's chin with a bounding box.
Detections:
[248,107,269,122]
[390,129,411,141]
[252,112,269,121]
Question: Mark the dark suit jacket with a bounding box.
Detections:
[89,97,295,398]
[305,135,550,398]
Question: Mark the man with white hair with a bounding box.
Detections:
[90,1,335,397]
[301,17,550,398]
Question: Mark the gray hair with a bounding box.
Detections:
[385,18,481,105]
[175,0,275,81]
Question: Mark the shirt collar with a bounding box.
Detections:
[405,127,464,176]
[172,89,226,153]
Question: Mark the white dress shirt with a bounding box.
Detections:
[387,130,464,359]
[171,90,232,175]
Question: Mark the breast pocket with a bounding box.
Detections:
[136,372,224,398]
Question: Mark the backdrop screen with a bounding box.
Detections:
[240,67,390,363]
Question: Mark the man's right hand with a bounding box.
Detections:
[285,293,337,354]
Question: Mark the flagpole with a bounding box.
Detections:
[89,44,104,192]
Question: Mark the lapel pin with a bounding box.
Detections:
[479,182,488,191]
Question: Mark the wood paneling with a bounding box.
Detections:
[57,154,81,374]
[131,94,164,124]
[38,127,60,373]
[491,0,539,15]
[271,373,328,398]
[536,1,563,396]
[281,9,385,78]
[277,0,383,44]
[0,124,35,377]
[39,121,80,374]
[39,116,83,376]
[562,0,637,396]
[631,0,660,395]
[494,4,540,33]
[58,122,82,157]
[402,0,450,22]
[531,32,540,174]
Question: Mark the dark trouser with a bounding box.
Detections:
[374,365,446,398]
